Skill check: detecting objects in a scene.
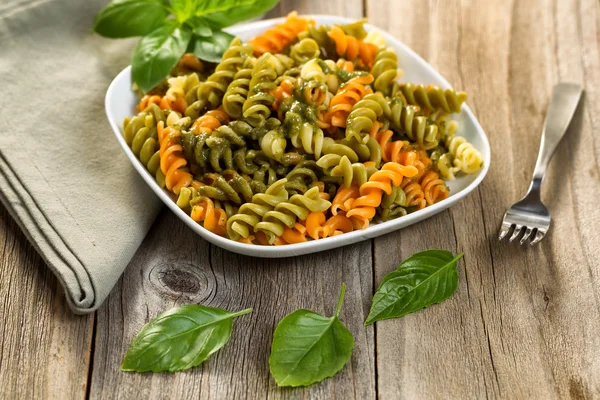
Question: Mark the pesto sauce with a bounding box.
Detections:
[316,59,367,83]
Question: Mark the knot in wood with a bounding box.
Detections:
[148,263,207,300]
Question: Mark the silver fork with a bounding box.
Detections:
[499,83,583,245]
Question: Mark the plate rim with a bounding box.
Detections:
[105,15,491,258]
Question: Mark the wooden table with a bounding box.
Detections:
[1,0,599,398]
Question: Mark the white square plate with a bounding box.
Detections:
[105,15,491,258]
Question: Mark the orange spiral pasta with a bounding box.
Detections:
[323,74,374,129]
[249,12,314,56]
[137,95,161,112]
[328,25,378,68]
[331,184,360,215]
[346,163,419,228]
[368,121,410,164]
[123,14,481,247]
[302,79,327,106]
[281,222,308,244]
[399,178,426,209]
[305,212,354,240]
[255,231,287,246]
[160,95,187,114]
[177,53,204,73]
[419,170,449,205]
[310,181,331,200]
[138,94,187,114]
[336,58,355,72]
[190,197,228,236]
[271,79,294,118]
[157,121,193,194]
[191,107,230,134]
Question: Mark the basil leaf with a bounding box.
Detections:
[269,284,354,387]
[187,16,213,37]
[172,0,196,23]
[191,31,235,63]
[131,24,191,93]
[121,305,252,372]
[195,0,280,29]
[93,0,168,38]
[365,250,463,325]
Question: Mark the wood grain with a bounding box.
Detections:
[1,0,599,399]
[368,0,600,398]
[0,204,94,400]
[90,209,374,400]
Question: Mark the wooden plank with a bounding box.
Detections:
[0,204,94,399]
[90,3,377,398]
[90,209,374,399]
[368,0,600,398]
[272,0,363,19]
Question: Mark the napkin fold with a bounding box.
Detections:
[0,0,162,313]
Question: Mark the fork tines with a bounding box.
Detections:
[498,222,546,246]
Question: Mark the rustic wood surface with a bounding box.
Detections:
[1,0,599,398]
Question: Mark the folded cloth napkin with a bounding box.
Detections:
[0,0,162,313]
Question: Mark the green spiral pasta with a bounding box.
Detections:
[399,83,467,114]
[222,57,256,119]
[242,53,280,127]
[186,37,253,118]
[378,186,408,221]
[193,171,256,204]
[290,38,321,64]
[388,97,439,150]
[123,16,485,245]
[339,19,368,39]
[371,47,399,96]
[297,25,337,59]
[175,185,197,210]
[317,154,377,187]
[251,164,279,193]
[346,93,390,144]
[337,136,383,165]
[255,185,331,243]
[226,178,289,241]
[123,103,166,186]
[284,160,322,194]
[180,124,247,173]
[176,185,237,215]
[275,66,302,85]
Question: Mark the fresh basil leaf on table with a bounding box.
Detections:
[269,283,354,387]
[365,250,463,325]
[121,304,252,373]
[131,23,192,93]
[93,0,168,38]
[196,0,280,28]
[191,31,236,63]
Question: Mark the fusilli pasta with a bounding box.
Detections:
[123,14,483,245]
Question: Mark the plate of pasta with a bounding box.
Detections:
[106,13,490,257]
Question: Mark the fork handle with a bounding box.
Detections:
[528,83,583,193]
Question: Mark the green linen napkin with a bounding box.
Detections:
[0,0,162,313]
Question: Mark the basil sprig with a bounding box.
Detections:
[365,250,463,325]
[269,284,354,387]
[93,0,279,92]
[121,304,252,373]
